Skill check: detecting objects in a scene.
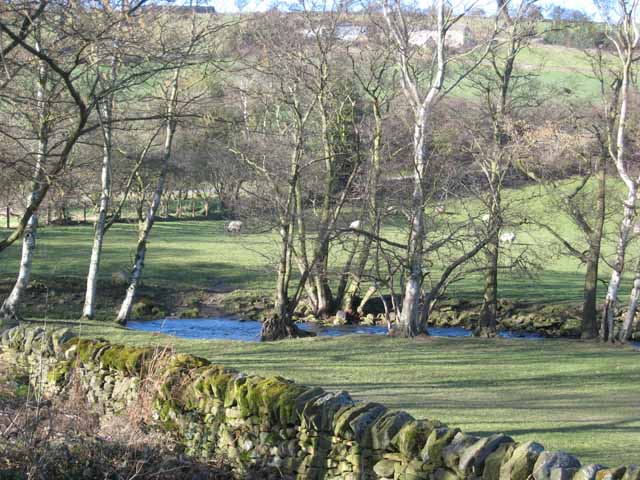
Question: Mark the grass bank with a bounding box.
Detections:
[36,318,640,467]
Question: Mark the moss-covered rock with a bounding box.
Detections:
[458,434,513,477]
[483,442,515,480]
[46,360,73,386]
[370,411,414,451]
[393,419,443,459]
[574,464,607,480]
[622,465,640,480]
[99,344,154,374]
[422,427,460,467]
[333,402,387,445]
[499,441,545,480]
[596,466,628,480]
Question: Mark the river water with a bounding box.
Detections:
[128,317,546,342]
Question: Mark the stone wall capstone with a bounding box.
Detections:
[1,325,638,480]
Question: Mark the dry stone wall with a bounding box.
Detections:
[1,325,638,480]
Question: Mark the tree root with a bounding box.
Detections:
[260,317,315,342]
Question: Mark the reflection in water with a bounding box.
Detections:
[128,317,546,342]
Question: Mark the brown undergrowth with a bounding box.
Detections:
[0,353,238,480]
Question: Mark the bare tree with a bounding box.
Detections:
[0,25,51,324]
[115,7,222,324]
[464,0,538,337]
[382,0,496,336]
[598,0,640,342]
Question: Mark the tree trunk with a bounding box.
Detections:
[83,99,112,319]
[0,214,37,326]
[261,224,309,341]
[261,144,311,341]
[308,93,336,319]
[1,65,48,324]
[476,233,499,337]
[314,253,333,318]
[582,253,600,339]
[340,101,383,314]
[582,158,606,339]
[620,257,640,341]
[116,69,179,325]
[601,50,634,342]
[1,49,48,325]
[397,112,428,337]
[293,175,318,312]
[5,206,9,229]
[601,187,636,341]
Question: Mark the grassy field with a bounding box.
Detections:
[29,317,639,467]
[0,181,635,306]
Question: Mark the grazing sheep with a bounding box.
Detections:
[499,231,516,244]
[349,220,361,230]
[226,220,243,233]
[481,213,491,222]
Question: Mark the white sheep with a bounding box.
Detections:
[349,220,361,230]
[499,231,516,244]
[481,213,491,222]
[226,220,243,233]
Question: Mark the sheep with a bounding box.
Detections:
[435,204,446,214]
[499,231,516,244]
[481,213,491,222]
[349,220,361,230]
[226,220,243,233]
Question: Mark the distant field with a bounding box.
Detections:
[448,42,601,101]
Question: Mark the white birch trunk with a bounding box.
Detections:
[601,49,635,342]
[398,113,427,336]
[621,258,640,341]
[0,214,38,324]
[83,44,118,319]
[115,70,179,324]
[0,49,48,326]
[83,100,112,319]
[384,0,445,337]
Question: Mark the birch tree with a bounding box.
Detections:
[115,8,219,324]
[598,0,639,342]
[382,0,497,337]
[83,4,123,319]
[0,29,51,325]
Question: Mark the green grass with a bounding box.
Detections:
[0,221,277,293]
[38,318,640,466]
[0,179,636,304]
